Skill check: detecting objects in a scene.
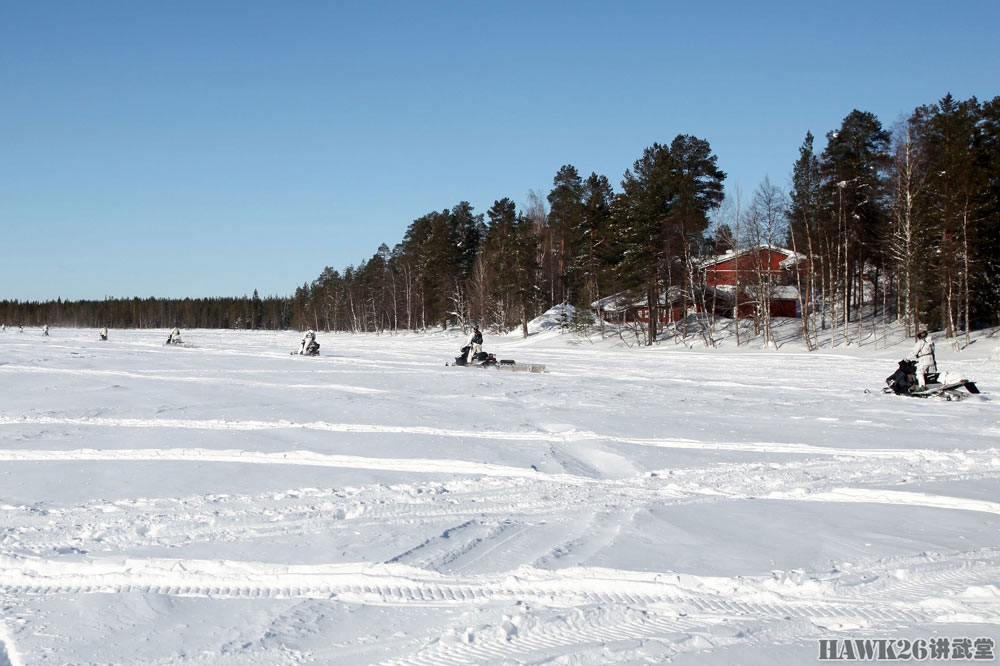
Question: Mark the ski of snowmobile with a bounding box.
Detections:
[904,379,980,400]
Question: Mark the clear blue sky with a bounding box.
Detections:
[3,1,997,302]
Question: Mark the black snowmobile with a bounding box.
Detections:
[450,345,498,368]
[291,339,320,356]
[447,345,546,373]
[882,359,980,401]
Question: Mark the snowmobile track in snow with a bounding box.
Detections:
[4,413,999,463]
[4,554,988,622]
[3,446,1000,559]
[4,552,997,666]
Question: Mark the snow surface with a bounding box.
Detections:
[2,314,999,665]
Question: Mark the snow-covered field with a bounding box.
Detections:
[1,317,999,665]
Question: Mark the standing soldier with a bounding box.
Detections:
[466,326,483,364]
[910,330,937,388]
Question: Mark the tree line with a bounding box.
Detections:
[5,93,998,347]
[0,291,291,331]
[294,133,729,343]
[784,94,1000,349]
[295,93,1000,347]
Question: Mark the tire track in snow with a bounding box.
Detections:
[4,451,1000,560]
[766,487,1000,516]
[2,555,985,625]
[3,554,995,666]
[0,447,579,482]
[2,414,995,461]
[0,479,615,560]
[2,449,998,516]
[817,548,1000,604]
[0,365,382,394]
[374,606,707,666]
[2,422,998,659]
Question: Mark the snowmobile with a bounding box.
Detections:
[447,345,545,373]
[450,345,498,368]
[164,330,192,347]
[882,359,980,401]
[292,340,320,356]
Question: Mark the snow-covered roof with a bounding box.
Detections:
[707,284,800,301]
[744,285,800,300]
[593,286,710,311]
[698,244,808,269]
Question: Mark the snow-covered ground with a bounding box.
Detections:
[1,316,999,665]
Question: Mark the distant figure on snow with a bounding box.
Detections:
[99,327,108,341]
[910,330,937,387]
[466,326,483,364]
[167,327,182,345]
[299,330,319,355]
[42,324,49,337]
[19,325,23,333]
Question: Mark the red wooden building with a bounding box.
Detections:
[594,245,809,324]
[700,245,807,318]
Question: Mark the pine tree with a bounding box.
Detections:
[619,136,725,344]
[819,110,891,344]
[546,165,585,306]
[923,94,982,340]
[485,198,519,329]
[485,198,540,336]
[976,96,1000,326]
[618,146,669,343]
[571,173,615,332]
[788,132,823,349]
